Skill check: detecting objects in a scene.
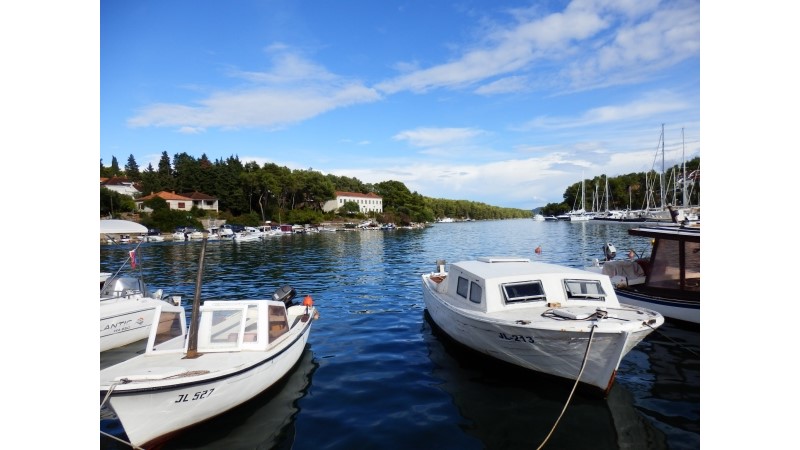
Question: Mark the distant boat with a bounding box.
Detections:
[532,214,545,221]
[437,217,455,223]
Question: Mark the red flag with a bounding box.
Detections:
[129,249,137,268]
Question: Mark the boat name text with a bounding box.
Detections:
[498,333,535,344]
[175,388,215,403]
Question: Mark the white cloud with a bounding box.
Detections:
[521,91,690,129]
[127,47,381,130]
[392,127,485,148]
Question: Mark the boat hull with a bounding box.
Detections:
[613,289,699,324]
[421,279,656,393]
[100,297,183,352]
[101,318,312,447]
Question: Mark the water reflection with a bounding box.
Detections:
[422,311,668,450]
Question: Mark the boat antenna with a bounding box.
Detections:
[185,237,208,359]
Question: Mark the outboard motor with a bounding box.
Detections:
[603,243,617,261]
[272,285,297,306]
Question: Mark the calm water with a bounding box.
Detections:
[100,219,700,449]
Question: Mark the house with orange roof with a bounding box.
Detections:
[135,191,219,213]
[322,191,383,214]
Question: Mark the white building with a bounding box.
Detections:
[322,191,383,214]
[101,177,141,198]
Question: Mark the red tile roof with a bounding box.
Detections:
[335,191,382,199]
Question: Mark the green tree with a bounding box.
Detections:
[110,156,121,177]
[342,201,360,214]
[100,187,136,217]
[125,154,141,180]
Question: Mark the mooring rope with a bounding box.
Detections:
[536,324,598,450]
[100,381,144,450]
[100,381,120,409]
[100,430,144,450]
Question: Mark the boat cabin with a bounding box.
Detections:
[629,225,700,295]
[436,257,616,314]
[144,300,294,356]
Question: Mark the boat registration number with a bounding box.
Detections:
[498,333,535,344]
[175,388,215,403]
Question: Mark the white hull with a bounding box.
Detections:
[613,291,699,324]
[101,307,314,447]
[100,298,162,352]
[100,283,183,352]
[420,257,662,394]
[423,283,650,391]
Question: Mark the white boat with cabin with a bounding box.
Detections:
[100,283,319,448]
[421,257,663,394]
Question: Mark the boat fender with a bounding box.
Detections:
[301,295,314,322]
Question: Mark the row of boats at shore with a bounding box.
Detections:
[534,205,700,223]
[100,215,699,448]
[106,221,417,245]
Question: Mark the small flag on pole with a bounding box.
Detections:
[129,249,137,268]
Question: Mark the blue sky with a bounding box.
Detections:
[99,0,700,210]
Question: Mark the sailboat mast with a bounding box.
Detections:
[682,128,687,207]
[660,123,665,209]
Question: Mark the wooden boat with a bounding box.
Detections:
[421,257,663,395]
[100,240,320,448]
[588,223,700,324]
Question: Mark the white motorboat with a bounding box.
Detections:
[100,283,319,448]
[533,214,545,221]
[421,257,663,394]
[100,220,184,352]
[587,223,700,324]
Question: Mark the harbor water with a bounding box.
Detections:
[100,219,700,449]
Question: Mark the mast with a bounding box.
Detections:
[581,173,585,212]
[660,123,665,209]
[682,127,687,207]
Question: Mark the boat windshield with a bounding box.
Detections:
[563,279,606,300]
[502,281,546,303]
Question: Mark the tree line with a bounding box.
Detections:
[100,152,533,230]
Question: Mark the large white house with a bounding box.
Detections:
[323,191,383,214]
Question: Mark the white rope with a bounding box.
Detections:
[100,381,144,449]
[536,324,598,450]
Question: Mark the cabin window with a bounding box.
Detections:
[152,311,184,347]
[563,279,606,301]
[456,276,470,298]
[268,305,289,342]
[469,282,482,303]
[502,281,546,303]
